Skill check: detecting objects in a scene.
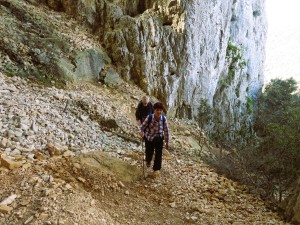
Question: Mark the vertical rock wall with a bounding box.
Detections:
[42,0,267,131]
[213,0,267,139]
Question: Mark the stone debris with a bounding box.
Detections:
[0,205,13,214]
[0,70,288,224]
[0,194,17,206]
[0,155,24,169]
[0,2,291,224]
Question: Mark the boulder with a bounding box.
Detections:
[56,48,111,82]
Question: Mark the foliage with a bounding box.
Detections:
[3,63,66,89]
[220,39,247,88]
[197,96,253,157]
[255,78,298,135]
[256,78,300,200]
[253,78,300,201]
[226,39,247,70]
[201,78,300,206]
[197,98,213,129]
[246,96,253,113]
[196,99,213,156]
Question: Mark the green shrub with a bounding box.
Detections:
[221,39,247,87]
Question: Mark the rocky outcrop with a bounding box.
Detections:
[57,48,111,82]
[0,0,267,130]
[38,0,267,134]
[0,0,119,86]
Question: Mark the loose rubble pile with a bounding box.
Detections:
[0,72,288,225]
[0,71,141,156]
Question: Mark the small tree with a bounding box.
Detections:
[196,98,213,156]
[197,98,213,129]
[254,78,300,201]
[255,78,298,134]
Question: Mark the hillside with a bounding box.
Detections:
[0,75,288,225]
[0,1,288,224]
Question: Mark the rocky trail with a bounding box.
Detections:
[0,72,287,225]
[0,1,289,224]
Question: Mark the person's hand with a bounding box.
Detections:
[165,143,169,150]
[139,131,144,138]
[137,120,141,126]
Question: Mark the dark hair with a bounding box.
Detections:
[153,102,166,114]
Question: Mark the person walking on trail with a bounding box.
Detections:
[135,96,153,126]
[139,102,169,176]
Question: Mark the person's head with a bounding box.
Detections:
[153,102,166,116]
[142,96,150,106]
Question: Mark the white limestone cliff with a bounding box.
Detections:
[43,0,267,132]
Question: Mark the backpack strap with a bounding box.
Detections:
[145,114,165,131]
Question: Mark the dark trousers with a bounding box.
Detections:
[145,137,163,171]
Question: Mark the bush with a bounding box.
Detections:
[251,78,300,201]
[203,78,300,204]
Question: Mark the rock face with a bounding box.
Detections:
[41,0,267,128]
[0,0,115,85]
[0,0,267,132]
[57,48,111,82]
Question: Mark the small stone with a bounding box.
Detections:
[118,181,125,188]
[77,177,86,183]
[19,199,31,206]
[34,151,47,160]
[63,150,75,157]
[1,156,23,169]
[24,215,34,224]
[73,162,81,169]
[169,202,176,208]
[39,213,49,220]
[0,138,8,148]
[65,184,72,190]
[0,205,13,214]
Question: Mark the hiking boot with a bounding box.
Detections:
[152,170,160,178]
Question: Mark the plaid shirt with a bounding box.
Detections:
[139,114,169,143]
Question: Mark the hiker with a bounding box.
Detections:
[139,102,169,175]
[135,95,153,126]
